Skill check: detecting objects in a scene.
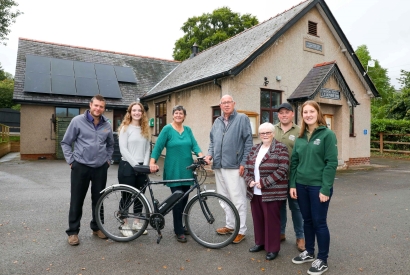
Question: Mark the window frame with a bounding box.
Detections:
[55,107,80,118]
[212,106,221,124]
[155,101,167,135]
[349,105,355,137]
[260,89,282,125]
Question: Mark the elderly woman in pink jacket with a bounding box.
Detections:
[243,122,289,260]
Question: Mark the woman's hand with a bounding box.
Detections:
[319,193,329,202]
[290,188,297,199]
[149,164,159,173]
[249,181,256,188]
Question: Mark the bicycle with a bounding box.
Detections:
[95,156,240,249]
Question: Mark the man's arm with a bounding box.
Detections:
[60,121,78,165]
[105,129,114,164]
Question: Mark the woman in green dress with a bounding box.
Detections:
[150,105,203,243]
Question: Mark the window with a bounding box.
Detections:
[349,106,355,137]
[56,107,79,117]
[212,106,221,123]
[308,21,318,36]
[260,89,281,124]
[155,101,167,135]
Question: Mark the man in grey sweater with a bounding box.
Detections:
[205,95,253,244]
[61,95,114,246]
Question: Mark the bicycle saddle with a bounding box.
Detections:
[133,165,152,174]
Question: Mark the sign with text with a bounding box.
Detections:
[305,41,323,52]
[320,88,340,100]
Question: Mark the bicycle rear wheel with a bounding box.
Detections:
[184,192,240,249]
[95,186,149,242]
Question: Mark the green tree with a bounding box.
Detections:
[0,0,23,45]
[385,70,410,120]
[0,78,14,108]
[173,7,258,61]
[355,45,396,119]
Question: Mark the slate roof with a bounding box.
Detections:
[144,0,313,99]
[288,61,359,106]
[13,38,179,108]
[144,0,379,100]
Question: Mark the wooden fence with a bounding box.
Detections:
[1,123,10,143]
[371,133,410,154]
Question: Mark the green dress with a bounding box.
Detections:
[151,124,202,187]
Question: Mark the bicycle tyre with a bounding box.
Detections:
[95,186,150,242]
[184,192,240,249]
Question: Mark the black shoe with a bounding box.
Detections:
[249,244,264,252]
[266,252,279,260]
[292,250,315,264]
[176,234,187,243]
[183,226,190,235]
[308,259,328,275]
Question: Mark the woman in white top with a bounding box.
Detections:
[117,102,150,236]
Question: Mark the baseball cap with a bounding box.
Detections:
[278,102,293,112]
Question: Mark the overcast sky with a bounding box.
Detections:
[1,0,409,89]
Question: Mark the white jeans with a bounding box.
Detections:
[214,168,247,235]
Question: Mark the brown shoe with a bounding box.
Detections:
[68,235,79,246]
[280,234,286,242]
[232,234,246,244]
[296,238,305,252]
[92,230,108,239]
[216,227,234,235]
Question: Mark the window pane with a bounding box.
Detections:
[272,112,279,124]
[213,109,221,117]
[271,93,281,109]
[261,111,270,123]
[67,108,79,117]
[56,107,67,117]
[261,91,270,108]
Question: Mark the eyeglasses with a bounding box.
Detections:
[259,132,272,136]
[220,101,234,105]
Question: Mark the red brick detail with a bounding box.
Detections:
[314,60,336,68]
[20,154,56,160]
[346,157,370,166]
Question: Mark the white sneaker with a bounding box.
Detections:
[132,222,148,235]
[120,224,133,237]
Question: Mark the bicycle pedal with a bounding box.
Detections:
[156,234,162,244]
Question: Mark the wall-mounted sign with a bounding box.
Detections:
[303,38,324,55]
[305,41,322,52]
[320,88,340,100]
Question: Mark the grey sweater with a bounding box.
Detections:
[61,111,114,167]
[208,109,253,169]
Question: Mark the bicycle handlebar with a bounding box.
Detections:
[186,156,206,170]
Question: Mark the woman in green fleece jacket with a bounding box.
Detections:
[289,100,338,275]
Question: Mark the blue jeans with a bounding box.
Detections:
[296,183,333,262]
[280,192,304,239]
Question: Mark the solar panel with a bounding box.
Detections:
[51,58,74,76]
[76,77,99,97]
[95,63,117,80]
[23,71,51,94]
[51,75,76,95]
[114,66,137,83]
[74,61,96,78]
[98,79,122,99]
[25,55,51,73]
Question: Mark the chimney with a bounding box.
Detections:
[189,42,199,59]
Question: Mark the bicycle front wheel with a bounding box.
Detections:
[184,192,240,249]
[95,186,149,242]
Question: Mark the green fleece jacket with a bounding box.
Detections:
[289,126,338,196]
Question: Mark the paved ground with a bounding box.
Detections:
[0,154,409,275]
